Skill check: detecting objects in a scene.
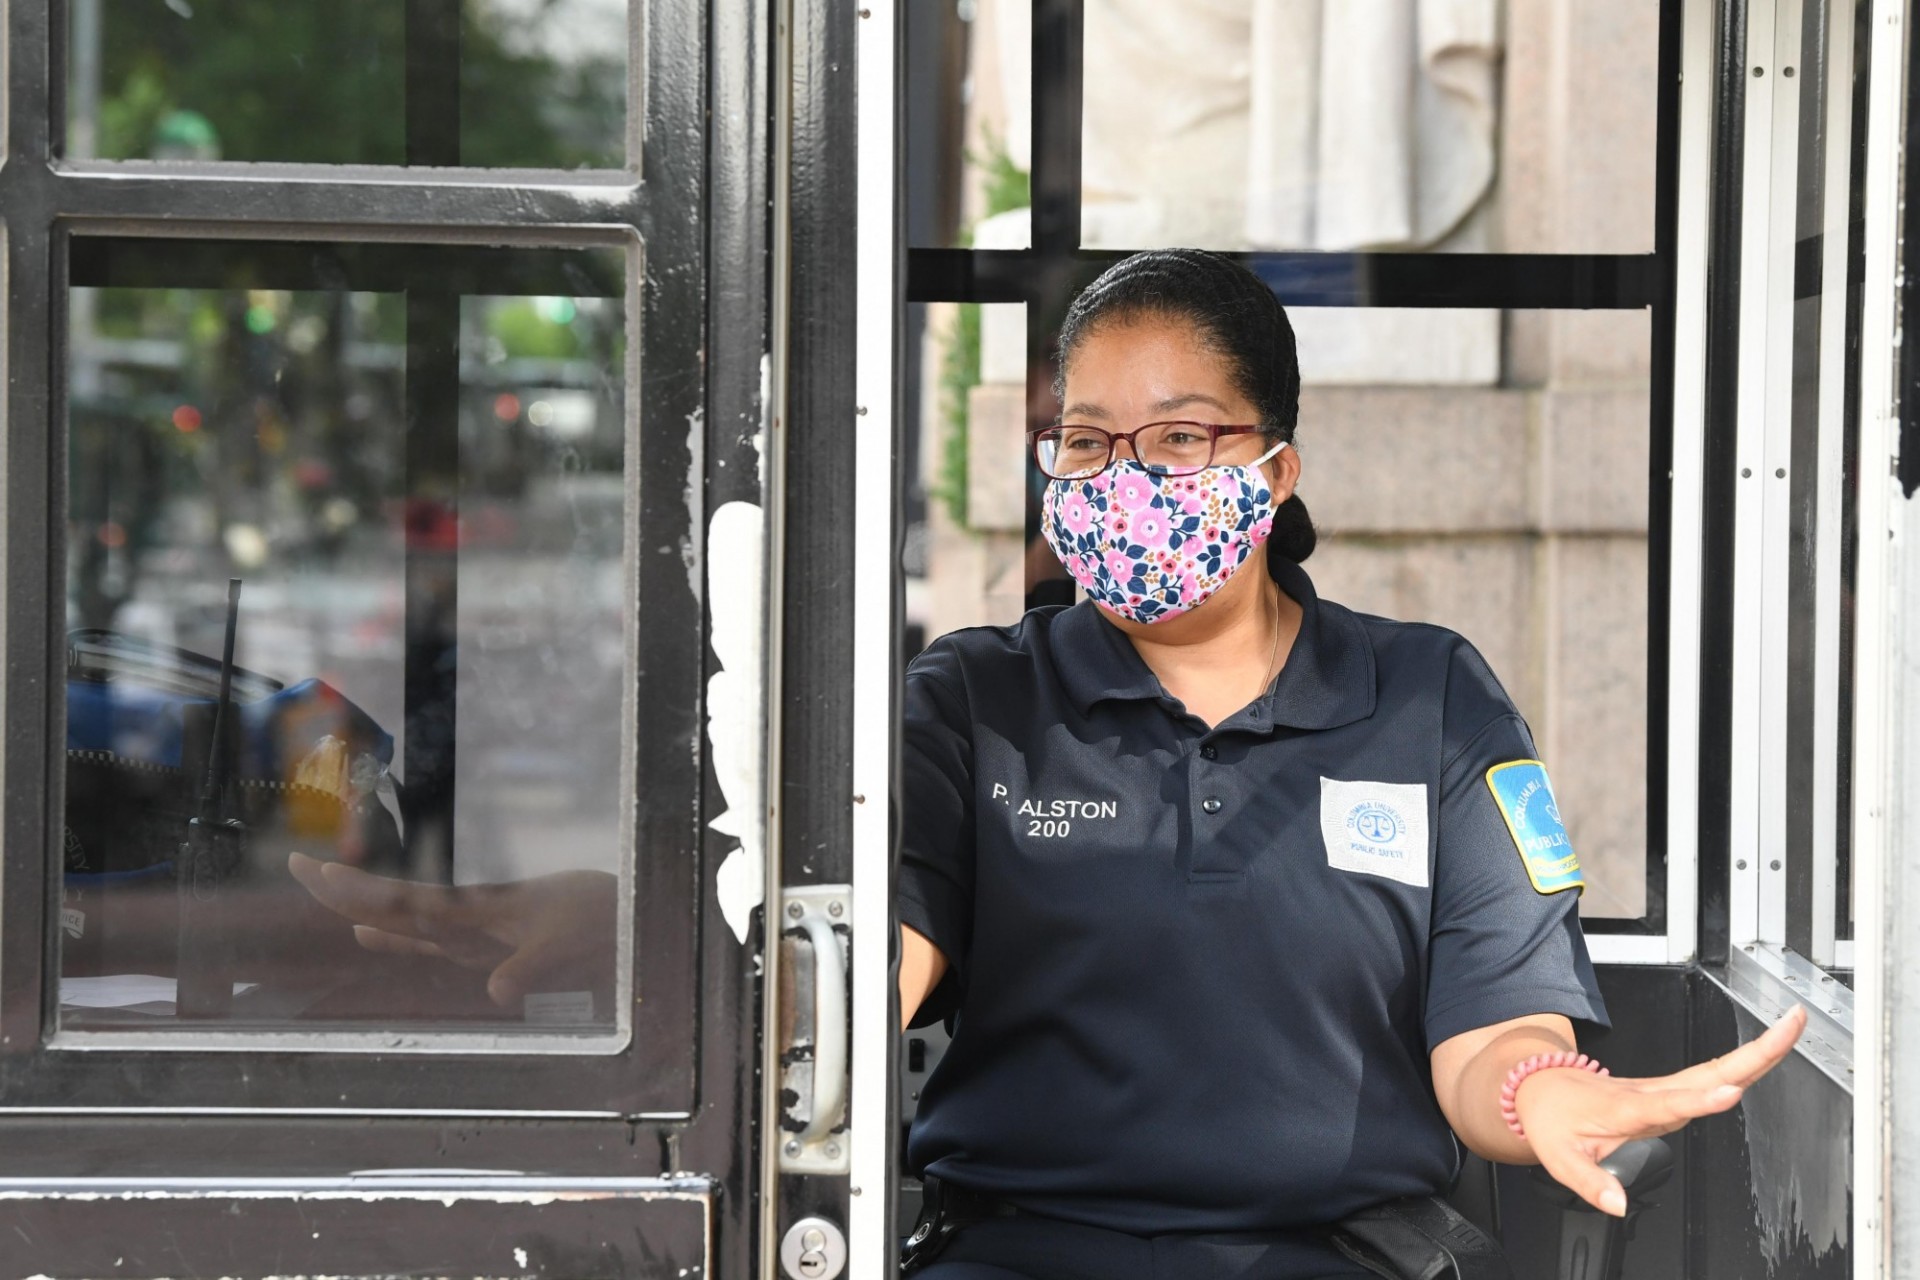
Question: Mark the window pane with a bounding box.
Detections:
[1304,313,1654,922]
[906,302,1658,924]
[1080,0,1660,254]
[62,239,632,1035]
[67,0,628,168]
[905,0,1031,250]
[904,301,1035,642]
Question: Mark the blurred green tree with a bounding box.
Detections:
[88,0,623,168]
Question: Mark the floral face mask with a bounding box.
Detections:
[1041,442,1288,624]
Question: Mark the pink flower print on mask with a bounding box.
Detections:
[1113,471,1157,512]
[1131,507,1173,550]
[1059,491,1095,537]
[1039,460,1279,625]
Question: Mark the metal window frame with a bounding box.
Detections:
[1810,0,1866,970]
[1658,0,1725,969]
[902,0,1704,962]
[1728,0,1800,951]
[0,0,750,1123]
[1727,0,1877,972]
[1709,0,1916,1262]
[849,3,902,1275]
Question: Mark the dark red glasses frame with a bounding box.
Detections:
[1026,421,1273,479]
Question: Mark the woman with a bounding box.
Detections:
[896,249,1803,1280]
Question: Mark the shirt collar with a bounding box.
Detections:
[1053,555,1377,732]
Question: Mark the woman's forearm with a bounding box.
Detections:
[1432,1016,1579,1164]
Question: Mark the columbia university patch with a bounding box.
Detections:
[1484,760,1583,895]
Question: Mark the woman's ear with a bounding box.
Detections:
[1265,440,1302,504]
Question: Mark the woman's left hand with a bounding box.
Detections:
[288,852,617,1008]
[1514,1004,1807,1215]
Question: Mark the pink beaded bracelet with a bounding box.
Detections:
[1499,1051,1609,1139]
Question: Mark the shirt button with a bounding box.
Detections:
[1201,797,1223,815]
[1201,745,1217,760]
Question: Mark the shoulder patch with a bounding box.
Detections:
[1484,760,1583,895]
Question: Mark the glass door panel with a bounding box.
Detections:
[62,238,634,1040]
[67,0,633,168]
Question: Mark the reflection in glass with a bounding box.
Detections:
[62,242,629,1033]
[68,0,628,168]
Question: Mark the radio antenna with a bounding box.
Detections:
[198,578,242,821]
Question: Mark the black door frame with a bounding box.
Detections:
[0,0,781,1273]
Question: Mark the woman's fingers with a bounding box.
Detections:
[288,852,494,937]
[349,925,447,959]
[1627,1082,1745,1134]
[356,921,507,972]
[1537,1144,1629,1218]
[486,944,551,1007]
[1538,1079,1744,1216]
[1661,1004,1808,1091]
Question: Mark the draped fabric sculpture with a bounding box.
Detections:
[995,0,1503,253]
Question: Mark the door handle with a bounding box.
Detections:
[780,886,850,1172]
[797,911,848,1141]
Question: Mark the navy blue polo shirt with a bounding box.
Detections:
[898,555,1608,1235]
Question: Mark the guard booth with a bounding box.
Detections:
[0,1,1914,1277]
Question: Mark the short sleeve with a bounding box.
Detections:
[898,644,976,1027]
[1424,647,1609,1051]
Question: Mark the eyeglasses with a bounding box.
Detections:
[1028,421,1276,480]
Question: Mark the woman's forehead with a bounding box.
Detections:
[1062,316,1245,414]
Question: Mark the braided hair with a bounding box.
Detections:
[1054,248,1317,563]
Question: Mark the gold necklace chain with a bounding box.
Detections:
[1254,591,1284,706]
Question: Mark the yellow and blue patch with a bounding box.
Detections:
[1485,760,1583,895]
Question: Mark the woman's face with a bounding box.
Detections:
[1058,313,1300,500]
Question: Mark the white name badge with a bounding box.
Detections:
[1318,777,1431,889]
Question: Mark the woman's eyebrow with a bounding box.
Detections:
[1060,392,1232,421]
[1149,392,1231,415]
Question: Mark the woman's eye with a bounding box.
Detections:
[1161,430,1205,446]
[1060,433,1106,452]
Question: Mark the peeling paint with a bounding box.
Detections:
[1736,1008,1852,1266]
[0,1180,710,1203]
[755,351,772,489]
[707,500,766,944]
[682,405,706,602]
